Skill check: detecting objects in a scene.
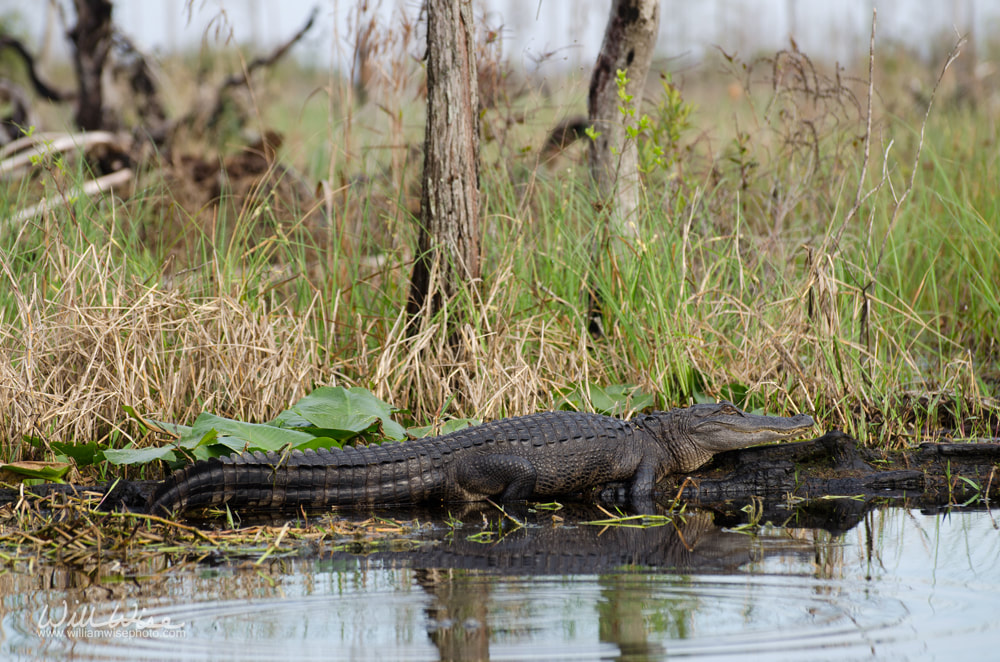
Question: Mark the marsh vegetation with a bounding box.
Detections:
[0,9,997,484]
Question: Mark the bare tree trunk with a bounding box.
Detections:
[587,0,659,335]
[68,0,115,131]
[588,0,659,233]
[406,0,481,326]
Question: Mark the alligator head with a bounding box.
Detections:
[641,401,815,472]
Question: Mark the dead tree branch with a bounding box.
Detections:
[0,35,74,102]
[68,0,115,131]
[219,6,319,92]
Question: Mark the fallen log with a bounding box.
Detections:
[657,431,998,515]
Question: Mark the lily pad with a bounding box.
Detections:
[272,386,407,441]
[178,412,319,451]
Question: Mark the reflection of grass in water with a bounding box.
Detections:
[580,500,683,529]
[580,512,679,528]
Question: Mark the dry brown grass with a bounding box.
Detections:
[0,221,599,462]
[0,241,326,459]
[364,263,600,421]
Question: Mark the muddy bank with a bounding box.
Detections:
[1,432,996,532]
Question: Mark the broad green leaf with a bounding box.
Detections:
[211,437,249,453]
[278,426,364,441]
[121,387,409,470]
[106,438,245,467]
[291,436,346,451]
[379,419,407,441]
[177,426,218,449]
[408,418,480,439]
[103,445,179,465]
[183,412,316,451]
[0,461,71,482]
[50,441,106,467]
[189,442,244,462]
[276,386,407,441]
[269,410,313,429]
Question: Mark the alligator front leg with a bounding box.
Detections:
[454,455,538,501]
[627,460,659,513]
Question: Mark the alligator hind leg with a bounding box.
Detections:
[455,455,538,501]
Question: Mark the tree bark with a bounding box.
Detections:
[586,0,659,335]
[588,0,659,233]
[68,0,114,131]
[406,0,481,326]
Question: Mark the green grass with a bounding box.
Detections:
[1,46,997,476]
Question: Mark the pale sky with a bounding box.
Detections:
[5,0,990,76]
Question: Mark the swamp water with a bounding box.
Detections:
[1,503,997,661]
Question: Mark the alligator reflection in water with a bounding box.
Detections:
[337,505,771,573]
[352,507,799,661]
[288,505,832,661]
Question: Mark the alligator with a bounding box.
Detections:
[148,402,814,517]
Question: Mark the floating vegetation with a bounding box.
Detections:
[580,503,680,529]
[0,490,427,576]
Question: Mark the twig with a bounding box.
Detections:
[107,510,221,545]
[667,476,698,511]
[219,7,319,91]
[0,130,127,177]
[254,521,291,565]
[594,502,619,519]
[485,498,524,528]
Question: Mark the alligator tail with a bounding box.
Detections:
[148,445,451,516]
